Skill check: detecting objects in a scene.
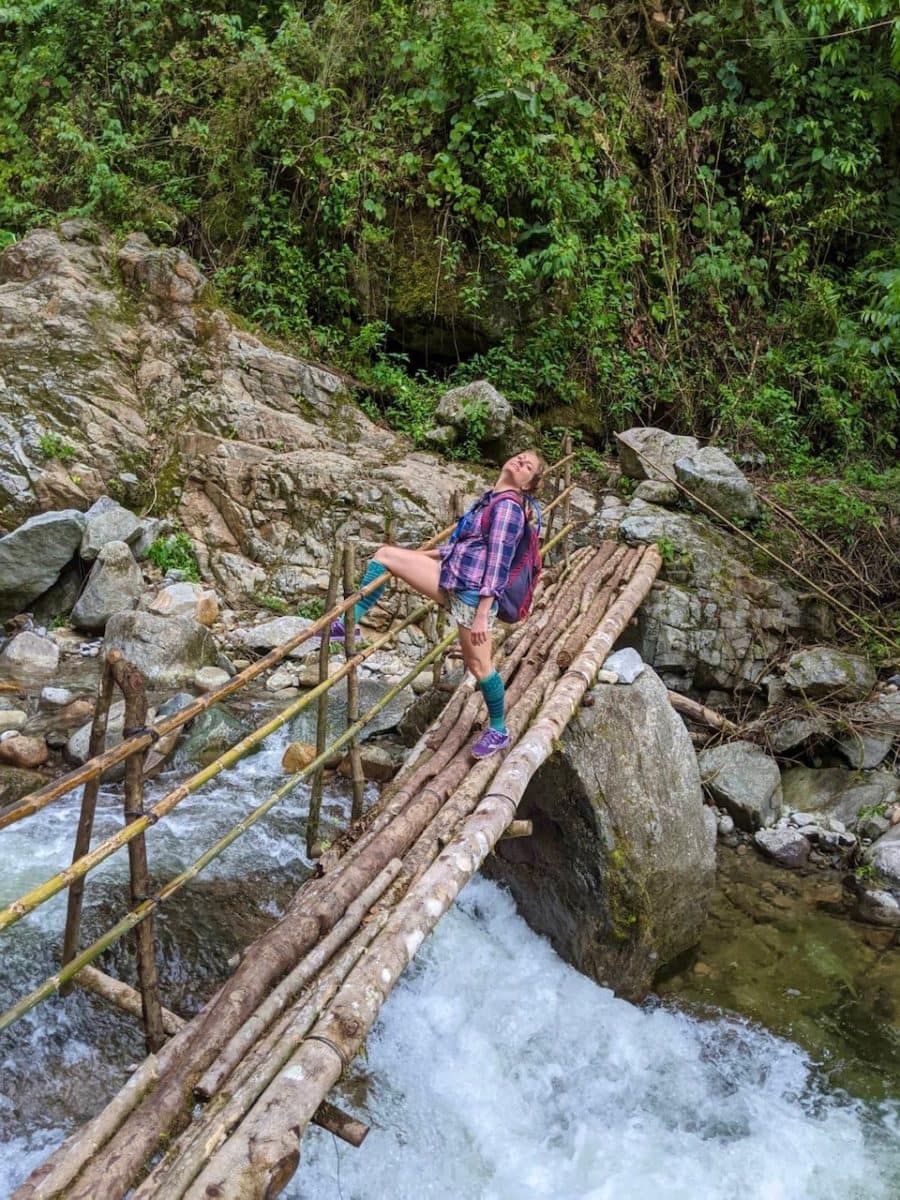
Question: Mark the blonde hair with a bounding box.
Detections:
[522,450,548,498]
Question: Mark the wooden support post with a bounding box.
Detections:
[312,1100,369,1147]
[544,466,561,548]
[308,544,342,857]
[109,656,167,1054]
[60,655,117,995]
[500,819,532,840]
[562,432,572,569]
[343,543,365,823]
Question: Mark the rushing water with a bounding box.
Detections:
[1,706,898,1199]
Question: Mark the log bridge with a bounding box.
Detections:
[1,445,663,1200]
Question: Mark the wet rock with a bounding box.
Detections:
[864,825,900,887]
[782,647,876,702]
[698,741,782,831]
[615,427,699,482]
[176,705,247,767]
[194,666,230,693]
[71,540,143,632]
[754,828,811,869]
[282,742,316,772]
[0,765,47,807]
[0,734,49,769]
[853,885,900,927]
[780,767,899,828]
[156,691,195,720]
[485,666,715,1000]
[674,446,759,523]
[0,630,59,677]
[104,611,218,686]
[0,509,86,620]
[146,582,219,627]
[339,743,400,783]
[79,496,143,560]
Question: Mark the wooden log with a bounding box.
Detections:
[186,551,663,1198]
[500,819,532,840]
[343,543,365,822]
[311,1101,369,1148]
[110,656,167,1055]
[555,546,636,670]
[74,966,184,1036]
[666,690,737,734]
[308,545,342,856]
[60,656,116,993]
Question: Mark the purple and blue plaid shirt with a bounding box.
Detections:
[439,491,525,600]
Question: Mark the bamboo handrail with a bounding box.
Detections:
[1,461,581,834]
[0,600,438,935]
[0,630,457,1034]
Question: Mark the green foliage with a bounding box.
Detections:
[0,1,898,463]
[296,597,325,620]
[252,591,289,613]
[145,532,200,582]
[770,478,886,550]
[37,431,76,461]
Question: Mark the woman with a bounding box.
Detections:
[334,450,546,759]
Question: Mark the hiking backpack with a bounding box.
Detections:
[480,490,542,624]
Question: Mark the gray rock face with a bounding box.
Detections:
[782,647,876,701]
[103,611,218,686]
[754,828,811,868]
[79,496,142,560]
[71,540,143,633]
[434,380,512,442]
[864,825,900,886]
[833,692,899,768]
[674,446,759,522]
[780,767,899,827]
[0,630,60,677]
[615,427,699,482]
[698,741,782,831]
[484,667,715,1000]
[0,509,86,619]
[619,500,807,692]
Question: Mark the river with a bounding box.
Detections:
[1,714,898,1199]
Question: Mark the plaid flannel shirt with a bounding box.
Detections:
[439,491,525,600]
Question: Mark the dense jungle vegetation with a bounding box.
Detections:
[1,1,898,474]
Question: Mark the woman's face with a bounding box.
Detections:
[504,450,541,491]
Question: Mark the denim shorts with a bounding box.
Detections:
[441,587,498,631]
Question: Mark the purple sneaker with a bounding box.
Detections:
[329,618,360,640]
[470,727,511,760]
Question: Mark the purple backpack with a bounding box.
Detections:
[480,490,542,624]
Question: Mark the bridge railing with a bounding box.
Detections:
[0,446,580,1049]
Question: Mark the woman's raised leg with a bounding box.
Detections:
[371,545,443,604]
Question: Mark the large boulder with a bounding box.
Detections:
[79,496,143,560]
[864,825,900,887]
[698,741,782,831]
[0,509,86,619]
[780,767,899,828]
[485,667,715,1000]
[615,427,699,482]
[71,540,143,633]
[0,630,60,678]
[674,446,759,523]
[782,647,876,702]
[145,581,219,627]
[103,611,218,686]
[619,500,808,692]
[434,380,512,444]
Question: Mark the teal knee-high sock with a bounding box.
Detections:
[479,670,506,732]
[354,560,389,622]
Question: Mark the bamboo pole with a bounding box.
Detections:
[110,656,167,1054]
[342,543,365,823]
[307,545,342,857]
[0,601,437,936]
[187,552,663,1199]
[59,656,116,994]
[0,632,456,1036]
[74,966,184,1035]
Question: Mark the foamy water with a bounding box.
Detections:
[1,713,898,1199]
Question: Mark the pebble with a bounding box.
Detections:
[0,734,49,769]
[0,710,28,732]
[717,814,735,837]
[40,686,77,709]
[194,667,230,693]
